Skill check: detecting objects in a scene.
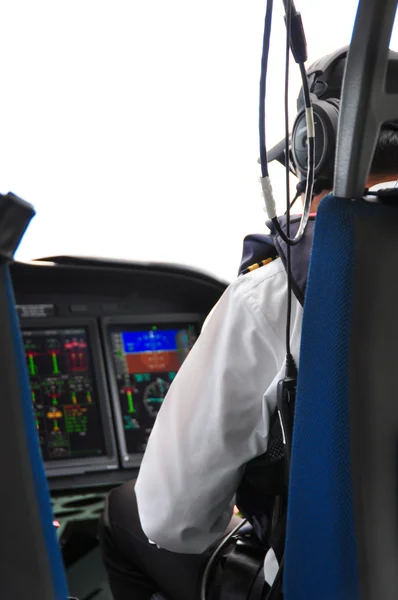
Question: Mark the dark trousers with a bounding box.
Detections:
[99,480,240,600]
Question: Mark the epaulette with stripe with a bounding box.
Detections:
[240,255,279,276]
[239,215,317,306]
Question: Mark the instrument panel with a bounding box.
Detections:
[105,317,198,464]
[23,326,107,463]
[10,256,227,488]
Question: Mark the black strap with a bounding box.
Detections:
[208,534,266,600]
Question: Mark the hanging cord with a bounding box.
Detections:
[259,0,274,180]
[269,66,315,245]
[266,1,307,596]
[271,56,315,246]
[200,518,248,600]
[284,188,301,214]
[259,0,314,246]
[284,0,294,367]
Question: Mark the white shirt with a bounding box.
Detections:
[135,258,303,580]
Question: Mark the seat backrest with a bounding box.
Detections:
[284,1,398,597]
[285,193,398,600]
[0,193,69,599]
[283,194,360,600]
[284,194,398,600]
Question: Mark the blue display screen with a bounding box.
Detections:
[111,323,197,456]
[122,329,185,354]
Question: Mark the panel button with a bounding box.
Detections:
[69,304,89,313]
[101,303,120,313]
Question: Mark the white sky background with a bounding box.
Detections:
[0,0,396,282]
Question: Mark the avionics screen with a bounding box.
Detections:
[109,324,197,454]
[23,328,107,461]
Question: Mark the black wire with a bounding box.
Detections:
[271,58,315,245]
[200,518,248,600]
[284,188,301,214]
[284,0,293,361]
[299,61,311,106]
[259,0,274,178]
[282,0,297,14]
[271,134,315,245]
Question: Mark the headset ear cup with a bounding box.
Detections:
[291,107,316,176]
[291,99,340,185]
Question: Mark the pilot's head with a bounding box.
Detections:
[292,47,398,210]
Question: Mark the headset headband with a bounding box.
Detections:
[306,46,349,79]
[297,47,349,111]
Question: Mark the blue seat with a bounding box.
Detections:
[284,194,398,599]
[0,193,70,599]
[283,194,359,599]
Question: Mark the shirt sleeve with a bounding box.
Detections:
[135,279,286,553]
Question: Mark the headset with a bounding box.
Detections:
[270,46,398,195]
[291,48,348,192]
[266,47,349,193]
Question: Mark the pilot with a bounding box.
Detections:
[99,49,398,600]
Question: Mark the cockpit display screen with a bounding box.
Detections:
[109,324,197,455]
[23,328,107,461]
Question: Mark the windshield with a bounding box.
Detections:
[1,0,396,281]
